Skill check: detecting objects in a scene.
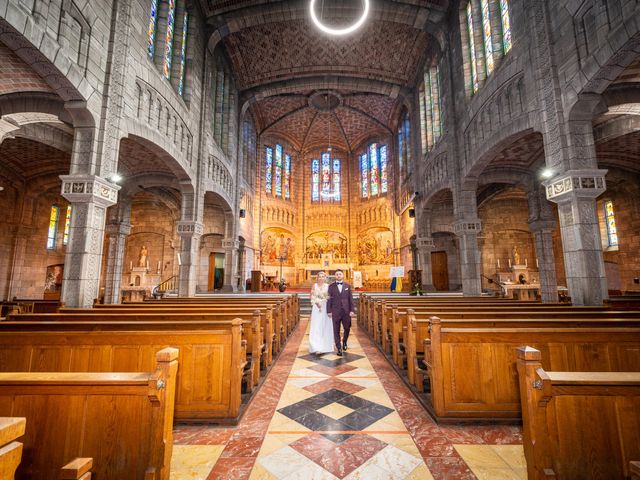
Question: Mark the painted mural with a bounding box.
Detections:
[358,227,394,265]
[261,227,295,266]
[305,231,348,262]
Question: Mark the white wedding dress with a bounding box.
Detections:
[308,283,335,354]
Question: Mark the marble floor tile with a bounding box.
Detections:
[170,445,224,480]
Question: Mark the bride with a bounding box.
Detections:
[309,271,334,354]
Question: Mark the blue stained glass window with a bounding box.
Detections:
[312,159,320,201]
[148,0,158,57]
[178,12,189,95]
[47,205,59,250]
[360,153,369,198]
[482,0,494,75]
[163,0,176,79]
[275,144,283,197]
[500,0,512,53]
[284,154,291,199]
[467,1,479,93]
[379,145,388,194]
[321,152,331,197]
[369,143,379,197]
[265,146,273,193]
[332,159,341,201]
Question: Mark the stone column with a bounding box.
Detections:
[528,220,558,303]
[7,226,32,299]
[544,170,608,305]
[60,175,119,307]
[103,222,132,304]
[454,219,482,296]
[416,235,435,292]
[221,238,239,292]
[176,221,203,297]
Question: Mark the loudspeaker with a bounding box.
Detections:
[239,209,246,218]
[408,208,415,218]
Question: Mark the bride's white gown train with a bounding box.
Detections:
[308,283,334,354]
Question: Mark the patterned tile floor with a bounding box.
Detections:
[171,318,525,479]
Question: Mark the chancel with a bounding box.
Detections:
[0,0,639,478]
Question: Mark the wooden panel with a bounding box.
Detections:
[445,344,483,404]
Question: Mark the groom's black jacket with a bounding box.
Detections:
[327,282,355,317]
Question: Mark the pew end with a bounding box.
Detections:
[517,346,640,480]
[60,457,93,480]
[630,461,640,480]
[0,417,26,480]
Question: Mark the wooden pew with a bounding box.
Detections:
[87,304,278,364]
[0,348,178,480]
[55,308,269,384]
[0,417,25,480]
[9,299,60,314]
[631,461,640,479]
[61,458,93,480]
[12,310,263,390]
[423,319,640,421]
[0,319,245,423]
[517,346,640,479]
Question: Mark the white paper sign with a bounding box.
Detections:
[389,266,405,277]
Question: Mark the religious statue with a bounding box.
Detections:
[138,245,148,268]
[512,246,520,265]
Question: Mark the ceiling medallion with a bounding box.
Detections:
[309,91,342,112]
[309,0,370,36]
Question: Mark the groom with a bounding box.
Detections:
[327,269,355,356]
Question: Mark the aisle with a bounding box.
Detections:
[171,319,525,480]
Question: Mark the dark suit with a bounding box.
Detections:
[327,281,355,349]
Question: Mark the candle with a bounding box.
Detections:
[497,259,500,268]
[536,258,539,268]
[157,260,161,272]
[508,258,512,268]
[130,261,132,270]
[525,258,528,267]
[146,260,149,269]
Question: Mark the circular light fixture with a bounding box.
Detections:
[310,0,370,36]
[540,168,554,179]
[109,173,123,184]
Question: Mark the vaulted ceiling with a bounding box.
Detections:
[201,0,449,153]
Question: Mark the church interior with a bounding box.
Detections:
[0,0,640,479]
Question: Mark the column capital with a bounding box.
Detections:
[176,221,204,237]
[105,222,132,236]
[454,219,482,236]
[222,238,240,249]
[416,236,435,250]
[543,169,607,203]
[60,174,120,207]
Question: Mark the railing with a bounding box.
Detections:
[152,275,177,298]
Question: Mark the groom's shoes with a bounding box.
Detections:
[336,348,343,356]
[342,342,348,351]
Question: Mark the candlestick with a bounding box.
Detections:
[508,258,512,268]
[536,258,539,268]
[525,258,528,267]
[130,261,132,271]
[497,258,500,268]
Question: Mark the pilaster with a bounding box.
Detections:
[176,220,203,297]
[454,219,482,296]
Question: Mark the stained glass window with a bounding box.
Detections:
[604,200,618,247]
[275,144,283,197]
[284,154,291,199]
[332,159,341,201]
[369,143,379,197]
[430,66,442,141]
[403,113,411,168]
[147,0,158,57]
[311,159,320,201]
[47,205,59,250]
[178,12,189,96]
[321,152,331,197]
[265,146,273,193]
[419,87,428,155]
[500,0,512,53]
[63,205,71,246]
[163,0,176,79]
[360,153,369,198]
[379,145,388,194]
[481,0,494,75]
[398,124,404,174]
[466,2,479,93]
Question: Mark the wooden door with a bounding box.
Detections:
[208,253,215,291]
[431,251,449,291]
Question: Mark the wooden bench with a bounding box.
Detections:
[631,461,640,479]
[54,308,269,384]
[61,458,93,480]
[423,320,640,421]
[0,320,245,423]
[517,346,640,479]
[0,417,25,480]
[405,312,640,392]
[0,347,178,480]
[8,299,60,314]
[87,304,278,363]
